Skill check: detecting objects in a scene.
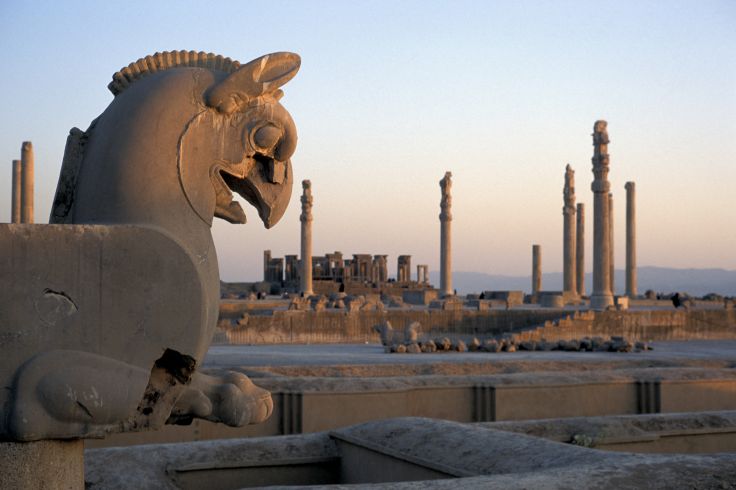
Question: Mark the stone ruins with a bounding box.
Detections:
[3,44,733,490]
[261,249,432,295]
[1,50,301,487]
[562,164,577,296]
[439,171,453,297]
[590,120,615,310]
[299,179,314,296]
[9,141,34,224]
[626,181,637,297]
[531,244,542,298]
[576,202,585,296]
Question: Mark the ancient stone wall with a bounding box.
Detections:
[217,308,736,345]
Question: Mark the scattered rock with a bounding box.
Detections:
[438,337,452,351]
[374,321,394,346]
[519,341,536,351]
[455,340,467,352]
[404,322,420,343]
[406,343,421,354]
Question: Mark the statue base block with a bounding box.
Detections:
[0,439,83,489]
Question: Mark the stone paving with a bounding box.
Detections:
[203,339,736,369]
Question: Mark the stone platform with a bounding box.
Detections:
[86,340,736,449]
[215,304,736,345]
[86,415,736,489]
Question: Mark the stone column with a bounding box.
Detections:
[532,244,542,297]
[590,121,613,310]
[609,192,614,295]
[300,180,313,296]
[11,160,21,223]
[263,250,271,282]
[625,181,637,298]
[439,171,453,297]
[20,141,34,223]
[576,203,585,296]
[562,164,577,294]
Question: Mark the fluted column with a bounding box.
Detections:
[563,164,577,294]
[590,121,613,310]
[300,180,313,296]
[20,141,34,223]
[439,171,453,297]
[532,244,542,297]
[625,181,637,298]
[11,160,21,223]
[576,203,585,296]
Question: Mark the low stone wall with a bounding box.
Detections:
[216,307,736,345]
[86,368,736,448]
[515,309,736,343]
[218,309,571,345]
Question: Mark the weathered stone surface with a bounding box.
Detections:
[590,120,614,310]
[300,180,314,295]
[406,343,421,354]
[20,141,34,223]
[625,181,637,297]
[562,164,576,294]
[576,203,585,296]
[11,159,21,223]
[84,416,736,489]
[2,51,301,441]
[531,245,542,298]
[439,171,452,297]
[1,439,83,489]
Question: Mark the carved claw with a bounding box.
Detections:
[168,371,273,427]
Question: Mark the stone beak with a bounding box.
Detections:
[221,158,293,229]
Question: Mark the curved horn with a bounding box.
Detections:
[207,52,301,114]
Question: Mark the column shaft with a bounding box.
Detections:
[532,244,542,296]
[590,121,613,310]
[11,160,21,223]
[576,203,585,296]
[625,182,637,297]
[563,164,576,294]
[20,141,34,223]
[609,193,614,295]
[300,180,313,296]
[439,172,453,296]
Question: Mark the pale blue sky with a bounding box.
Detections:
[1,1,734,283]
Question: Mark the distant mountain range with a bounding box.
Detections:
[428,267,736,297]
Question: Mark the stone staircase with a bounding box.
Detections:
[511,310,597,342]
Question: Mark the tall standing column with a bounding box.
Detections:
[11,160,21,223]
[576,203,585,296]
[625,181,637,298]
[590,120,613,310]
[562,164,577,294]
[20,141,34,223]
[609,192,614,295]
[300,180,313,296]
[532,244,542,297]
[439,171,453,297]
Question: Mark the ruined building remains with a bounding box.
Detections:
[562,164,577,295]
[590,120,614,310]
[439,171,453,297]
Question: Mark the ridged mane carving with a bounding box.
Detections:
[108,51,242,96]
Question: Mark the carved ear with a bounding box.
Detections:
[207,52,300,114]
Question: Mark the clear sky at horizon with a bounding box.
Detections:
[1,1,734,284]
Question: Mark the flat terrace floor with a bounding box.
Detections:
[203,340,736,373]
